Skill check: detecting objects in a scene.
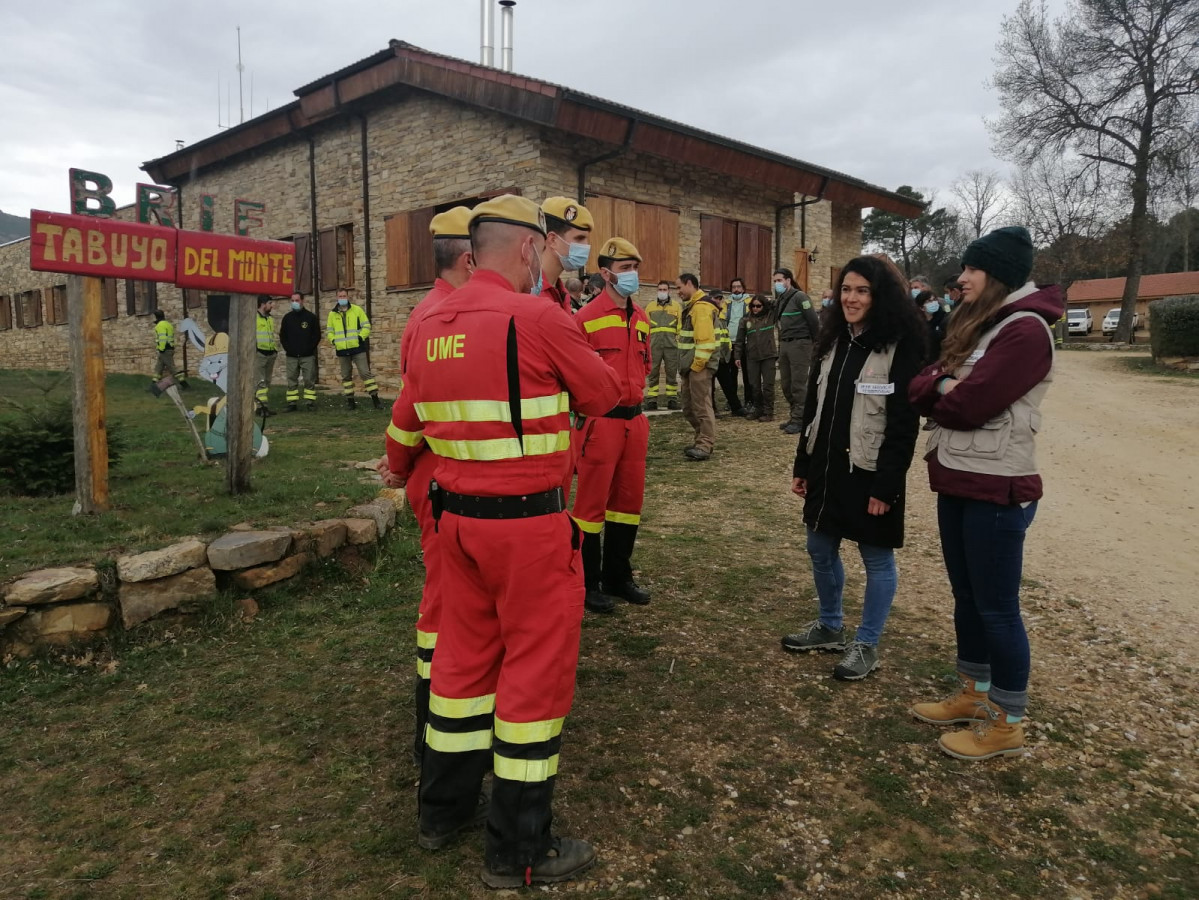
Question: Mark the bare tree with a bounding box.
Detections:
[992,0,1199,341]
[1162,124,1199,270]
[1009,155,1116,288]
[951,169,1008,238]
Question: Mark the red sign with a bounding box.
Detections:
[29,210,177,282]
[176,230,296,295]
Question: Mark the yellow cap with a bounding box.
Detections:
[598,236,642,262]
[469,194,547,236]
[429,206,472,239]
[541,197,594,231]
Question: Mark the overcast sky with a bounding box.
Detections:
[0,0,1068,217]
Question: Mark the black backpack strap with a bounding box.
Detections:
[505,316,524,455]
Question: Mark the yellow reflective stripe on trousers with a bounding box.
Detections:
[426,725,493,753]
[493,753,559,783]
[430,692,496,719]
[571,516,604,534]
[387,423,424,447]
[583,314,625,334]
[494,716,564,745]
[416,657,432,678]
[605,510,641,526]
[426,430,570,461]
[416,392,568,423]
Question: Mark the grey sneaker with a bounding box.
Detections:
[781,621,847,652]
[833,642,880,681]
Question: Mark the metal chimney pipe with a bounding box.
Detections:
[480,0,495,67]
[499,0,515,72]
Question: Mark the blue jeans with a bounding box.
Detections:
[937,495,1037,717]
[805,527,898,646]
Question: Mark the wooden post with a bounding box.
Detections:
[67,275,109,514]
[225,292,257,494]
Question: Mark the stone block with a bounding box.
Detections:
[232,553,310,591]
[119,567,217,628]
[306,520,348,558]
[116,539,208,583]
[0,607,28,627]
[15,602,113,642]
[343,517,378,545]
[347,498,396,538]
[207,531,293,571]
[3,567,98,606]
[378,488,408,513]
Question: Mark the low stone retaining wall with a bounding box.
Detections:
[0,490,405,657]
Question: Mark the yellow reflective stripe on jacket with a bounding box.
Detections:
[493,753,559,783]
[650,326,676,334]
[415,393,568,423]
[416,630,437,650]
[430,692,496,719]
[583,314,626,334]
[571,516,604,534]
[605,510,641,526]
[426,725,493,753]
[635,321,650,335]
[494,716,564,745]
[426,430,570,461]
[387,423,424,447]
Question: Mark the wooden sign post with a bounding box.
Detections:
[224,294,258,494]
[66,275,109,515]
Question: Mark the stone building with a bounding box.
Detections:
[0,40,921,390]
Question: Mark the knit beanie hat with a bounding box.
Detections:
[961,226,1034,289]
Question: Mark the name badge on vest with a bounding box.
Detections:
[857,382,895,395]
[966,349,985,364]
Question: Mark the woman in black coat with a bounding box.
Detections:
[781,255,926,681]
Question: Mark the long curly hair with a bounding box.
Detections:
[939,273,1016,372]
[814,255,927,360]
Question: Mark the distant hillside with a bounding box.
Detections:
[0,210,30,244]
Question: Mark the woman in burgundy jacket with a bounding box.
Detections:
[907,226,1063,761]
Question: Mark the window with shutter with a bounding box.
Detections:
[291,233,313,295]
[0,295,11,331]
[384,189,521,291]
[21,290,43,327]
[318,227,338,291]
[701,214,774,293]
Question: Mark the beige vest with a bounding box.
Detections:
[805,341,899,472]
[927,286,1054,478]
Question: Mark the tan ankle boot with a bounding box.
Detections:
[910,675,988,725]
[938,703,1025,761]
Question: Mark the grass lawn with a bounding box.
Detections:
[1,405,1196,898]
[0,369,390,581]
[1119,355,1199,379]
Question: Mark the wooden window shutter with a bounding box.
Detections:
[829,266,841,291]
[51,285,67,325]
[407,207,436,286]
[793,250,810,294]
[318,228,338,291]
[585,196,614,272]
[101,279,119,319]
[754,225,772,294]
[700,215,725,288]
[13,291,23,328]
[293,233,313,295]
[126,279,136,316]
[385,213,412,289]
[336,224,355,289]
[147,281,158,313]
[0,295,11,330]
[183,288,202,310]
[633,203,679,285]
[735,222,759,292]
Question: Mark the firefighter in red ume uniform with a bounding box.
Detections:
[384,195,621,889]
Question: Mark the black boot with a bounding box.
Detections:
[346,396,357,410]
[481,778,594,888]
[286,403,298,412]
[581,533,614,612]
[601,522,649,605]
[372,392,383,410]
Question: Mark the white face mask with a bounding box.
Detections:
[656,291,669,302]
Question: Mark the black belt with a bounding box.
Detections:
[603,404,643,419]
[780,336,809,343]
[430,482,566,521]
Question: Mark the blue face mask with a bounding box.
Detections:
[924,300,940,314]
[822,297,832,308]
[337,298,348,307]
[773,282,785,295]
[291,301,302,311]
[729,292,745,300]
[559,242,591,271]
[910,288,920,300]
[614,271,640,298]
[944,294,954,308]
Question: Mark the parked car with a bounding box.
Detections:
[1066,307,1093,335]
[1102,308,1139,336]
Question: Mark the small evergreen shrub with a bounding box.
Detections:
[0,401,125,497]
[1149,295,1199,359]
